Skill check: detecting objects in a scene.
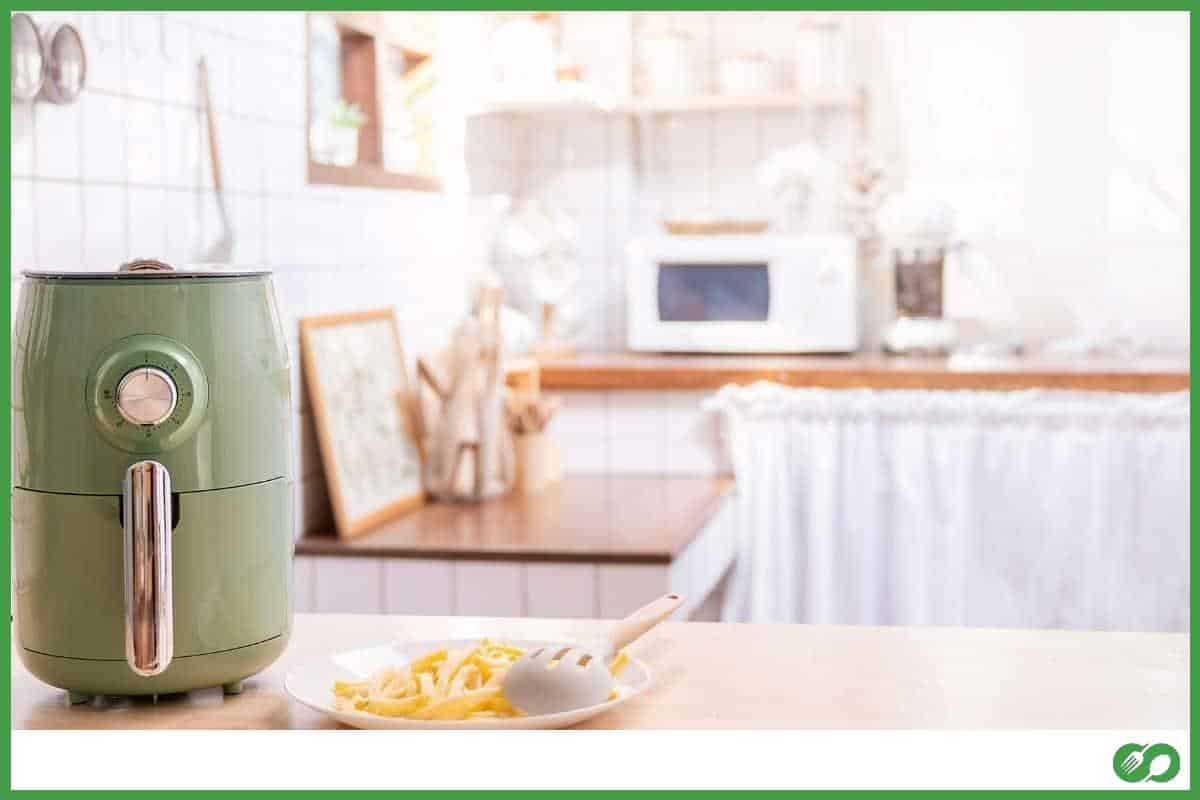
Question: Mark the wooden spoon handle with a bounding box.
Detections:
[608,592,684,652]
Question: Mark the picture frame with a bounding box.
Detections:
[300,308,425,538]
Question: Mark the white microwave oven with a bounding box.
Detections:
[626,234,858,353]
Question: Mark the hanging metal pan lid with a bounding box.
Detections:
[23,259,272,279]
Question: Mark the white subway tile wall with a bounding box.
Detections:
[11,12,474,545]
[547,390,730,476]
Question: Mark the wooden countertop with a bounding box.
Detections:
[537,352,1190,393]
[296,476,733,563]
[13,614,1186,729]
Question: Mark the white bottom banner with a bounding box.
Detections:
[12,729,1190,790]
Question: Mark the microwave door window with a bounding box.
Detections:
[657,263,770,322]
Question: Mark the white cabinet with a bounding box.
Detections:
[525,563,597,618]
[381,559,454,615]
[453,561,524,617]
[310,557,381,613]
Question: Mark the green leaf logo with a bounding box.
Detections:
[1113,742,1181,783]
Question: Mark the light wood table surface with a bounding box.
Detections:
[12,614,1187,729]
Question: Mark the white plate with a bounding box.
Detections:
[285,638,651,730]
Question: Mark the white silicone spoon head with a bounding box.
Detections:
[502,593,684,715]
[502,646,614,715]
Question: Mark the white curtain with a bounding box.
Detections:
[709,384,1189,632]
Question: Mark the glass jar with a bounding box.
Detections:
[882,242,958,355]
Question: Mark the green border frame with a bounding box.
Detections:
[2,2,1192,793]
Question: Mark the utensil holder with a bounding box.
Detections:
[513,432,561,495]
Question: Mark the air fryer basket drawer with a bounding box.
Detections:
[14,479,292,661]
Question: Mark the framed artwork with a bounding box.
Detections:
[300,308,424,538]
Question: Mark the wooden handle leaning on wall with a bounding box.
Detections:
[608,593,686,651]
[199,58,222,194]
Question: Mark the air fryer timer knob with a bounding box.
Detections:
[116,367,178,426]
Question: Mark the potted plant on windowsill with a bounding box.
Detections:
[310,100,367,167]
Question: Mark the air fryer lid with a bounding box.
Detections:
[23,258,270,279]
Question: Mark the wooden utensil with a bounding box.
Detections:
[198,58,234,263]
[419,286,512,500]
[504,392,560,435]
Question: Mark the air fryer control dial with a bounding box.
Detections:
[87,334,209,453]
[116,367,178,426]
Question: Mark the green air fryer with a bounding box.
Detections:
[12,259,293,701]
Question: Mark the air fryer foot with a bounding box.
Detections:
[67,690,91,705]
[222,680,244,696]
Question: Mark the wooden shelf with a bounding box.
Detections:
[307,161,442,192]
[469,97,616,115]
[625,91,860,114]
[535,352,1190,394]
[295,475,733,564]
[469,89,861,117]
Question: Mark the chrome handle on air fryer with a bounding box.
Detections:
[123,461,174,677]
